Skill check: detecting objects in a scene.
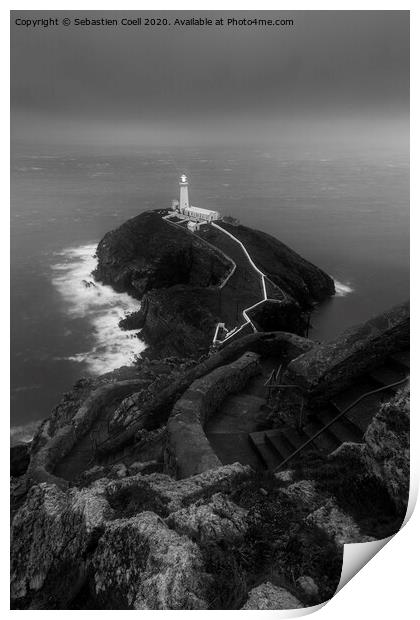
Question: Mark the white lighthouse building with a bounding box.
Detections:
[179,174,190,212]
[175,174,220,223]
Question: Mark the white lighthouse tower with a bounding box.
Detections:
[179,174,189,214]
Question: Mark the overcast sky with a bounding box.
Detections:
[11,10,409,147]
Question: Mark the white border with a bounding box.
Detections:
[3,3,416,619]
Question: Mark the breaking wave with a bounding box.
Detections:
[334,279,354,297]
[51,244,146,375]
[10,420,41,445]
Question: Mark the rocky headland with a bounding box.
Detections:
[10,209,409,610]
[93,210,335,358]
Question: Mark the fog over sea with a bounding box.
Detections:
[11,143,409,438]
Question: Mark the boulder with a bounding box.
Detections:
[92,511,210,609]
[241,582,303,610]
[10,482,112,607]
[305,498,374,545]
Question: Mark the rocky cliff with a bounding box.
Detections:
[93,210,232,297]
[10,333,410,610]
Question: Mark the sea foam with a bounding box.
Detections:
[334,279,354,297]
[10,420,41,445]
[51,244,146,375]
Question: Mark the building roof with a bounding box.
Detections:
[185,205,220,216]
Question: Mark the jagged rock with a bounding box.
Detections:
[364,386,409,514]
[10,482,113,607]
[296,575,319,600]
[110,382,170,431]
[305,498,375,545]
[166,493,248,543]
[106,463,252,517]
[241,582,303,610]
[92,511,210,609]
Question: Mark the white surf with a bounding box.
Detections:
[51,244,146,375]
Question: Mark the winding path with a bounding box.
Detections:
[162,214,288,347]
[210,222,287,345]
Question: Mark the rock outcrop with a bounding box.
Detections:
[283,301,409,404]
[105,463,253,517]
[364,386,410,515]
[10,482,112,608]
[93,210,231,297]
[10,464,252,610]
[92,512,210,609]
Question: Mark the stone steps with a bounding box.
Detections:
[248,351,409,470]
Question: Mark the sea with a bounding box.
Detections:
[10,143,409,441]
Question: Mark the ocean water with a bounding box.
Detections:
[10,143,409,436]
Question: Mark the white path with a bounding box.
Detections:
[162,214,287,346]
[211,222,287,345]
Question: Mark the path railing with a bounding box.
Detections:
[272,376,409,472]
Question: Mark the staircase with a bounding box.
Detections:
[249,350,409,471]
[205,362,277,469]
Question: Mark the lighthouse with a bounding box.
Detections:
[173,174,221,222]
[179,174,189,212]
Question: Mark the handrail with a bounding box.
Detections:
[273,375,409,472]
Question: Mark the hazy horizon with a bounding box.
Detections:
[11,10,409,150]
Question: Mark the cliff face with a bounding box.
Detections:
[93,211,231,298]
